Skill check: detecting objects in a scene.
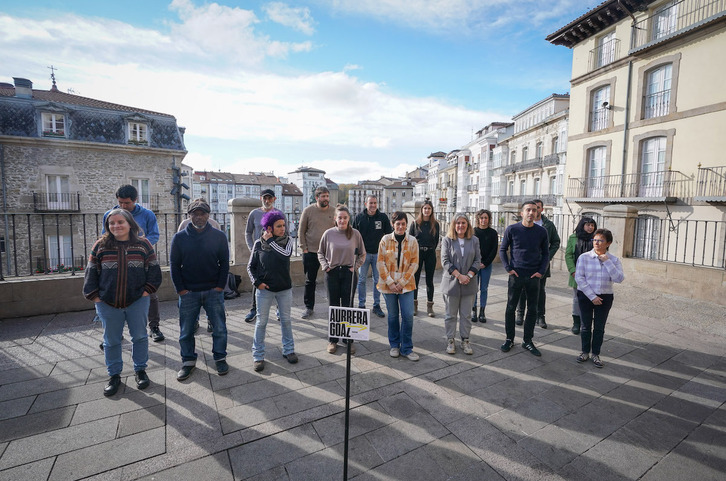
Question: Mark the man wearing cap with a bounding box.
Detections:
[245,189,282,323]
[171,198,231,381]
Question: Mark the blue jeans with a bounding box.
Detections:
[96,296,150,376]
[178,289,227,366]
[357,253,381,308]
[253,288,295,361]
[383,291,414,355]
[473,264,493,310]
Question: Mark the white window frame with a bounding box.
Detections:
[131,178,151,209]
[644,64,672,119]
[47,234,72,270]
[587,147,607,197]
[590,85,611,132]
[597,31,616,68]
[128,122,148,144]
[640,137,667,197]
[46,174,70,210]
[653,1,678,40]
[42,112,65,137]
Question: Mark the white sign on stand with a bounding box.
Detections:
[328,306,370,341]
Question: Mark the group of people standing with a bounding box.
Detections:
[83,184,624,397]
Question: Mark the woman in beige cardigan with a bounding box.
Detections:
[377,212,420,361]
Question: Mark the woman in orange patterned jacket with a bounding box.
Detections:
[376,211,420,361]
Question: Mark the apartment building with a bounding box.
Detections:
[547,0,726,265]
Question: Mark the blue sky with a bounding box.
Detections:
[1,0,588,183]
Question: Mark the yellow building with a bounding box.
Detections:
[547,0,726,267]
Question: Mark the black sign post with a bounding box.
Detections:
[328,306,370,480]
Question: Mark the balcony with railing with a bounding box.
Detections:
[138,194,161,212]
[567,170,692,202]
[589,37,621,71]
[590,107,610,132]
[33,192,81,212]
[466,163,479,173]
[695,165,726,202]
[631,0,726,52]
[503,157,555,175]
[466,184,478,192]
[644,89,671,119]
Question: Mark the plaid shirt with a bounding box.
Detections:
[575,249,625,300]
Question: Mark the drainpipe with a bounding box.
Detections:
[1,143,8,279]
[619,0,637,197]
[621,60,633,197]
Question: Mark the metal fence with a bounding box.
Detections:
[633,216,726,269]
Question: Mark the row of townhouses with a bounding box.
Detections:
[412,0,726,269]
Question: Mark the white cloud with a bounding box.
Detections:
[263,2,316,35]
[316,0,583,34]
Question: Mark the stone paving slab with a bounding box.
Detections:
[0,269,725,480]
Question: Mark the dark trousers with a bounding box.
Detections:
[577,291,614,356]
[414,248,436,302]
[326,266,357,343]
[302,252,321,309]
[516,275,547,318]
[505,275,539,344]
[148,292,160,329]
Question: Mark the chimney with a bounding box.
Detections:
[12,77,33,98]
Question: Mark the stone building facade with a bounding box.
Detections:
[0,77,187,276]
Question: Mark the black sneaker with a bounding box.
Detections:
[372,306,385,318]
[522,341,542,357]
[537,317,548,329]
[245,309,257,323]
[215,360,229,376]
[500,339,514,352]
[150,327,165,342]
[177,365,195,381]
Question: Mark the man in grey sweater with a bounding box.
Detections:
[245,189,281,322]
[298,186,335,319]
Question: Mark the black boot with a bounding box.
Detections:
[478,307,486,323]
[571,315,581,335]
[471,306,478,323]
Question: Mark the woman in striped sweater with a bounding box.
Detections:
[83,208,162,397]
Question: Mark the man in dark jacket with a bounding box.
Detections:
[352,195,392,317]
[171,199,230,382]
[515,199,561,329]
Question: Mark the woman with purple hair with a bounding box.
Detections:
[247,210,297,372]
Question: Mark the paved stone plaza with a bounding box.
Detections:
[0,270,725,480]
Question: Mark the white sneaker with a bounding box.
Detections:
[446,338,456,355]
[403,351,420,361]
[462,338,473,355]
[389,347,400,358]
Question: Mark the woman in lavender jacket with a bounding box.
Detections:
[575,228,625,368]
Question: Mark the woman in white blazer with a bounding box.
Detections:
[440,213,481,355]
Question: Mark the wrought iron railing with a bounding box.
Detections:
[32,192,81,212]
[567,170,692,199]
[631,0,726,51]
[695,165,726,199]
[643,89,671,119]
[589,37,621,71]
[633,216,726,269]
[590,107,610,132]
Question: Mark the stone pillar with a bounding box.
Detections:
[602,204,639,258]
[229,197,260,265]
[402,200,420,226]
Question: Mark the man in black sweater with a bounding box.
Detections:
[170,199,230,381]
[352,195,392,317]
[499,201,549,356]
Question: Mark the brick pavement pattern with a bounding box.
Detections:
[0,271,725,480]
